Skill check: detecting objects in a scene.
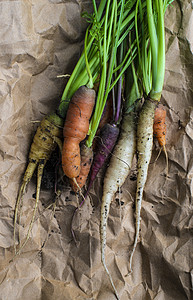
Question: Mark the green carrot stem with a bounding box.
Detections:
[86,0,127,148]
[147,0,165,101]
[84,27,94,89]
[58,1,108,114]
[58,0,141,124]
[154,0,165,96]
[146,0,158,97]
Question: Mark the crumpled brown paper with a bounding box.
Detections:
[0,1,192,299]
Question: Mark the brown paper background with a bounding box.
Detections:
[0,1,192,299]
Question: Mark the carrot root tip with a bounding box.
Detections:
[163,145,169,177]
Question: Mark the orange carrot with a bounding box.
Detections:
[153,104,168,174]
[69,144,93,192]
[153,104,166,147]
[62,85,95,181]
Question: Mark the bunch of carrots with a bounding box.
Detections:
[14,0,173,299]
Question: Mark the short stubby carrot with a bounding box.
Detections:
[62,85,95,179]
[153,103,168,174]
[153,104,166,148]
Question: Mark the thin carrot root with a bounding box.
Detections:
[14,162,37,253]
[101,197,120,300]
[154,147,162,163]
[163,145,169,177]
[72,177,86,202]
[14,113,63,255]
[154,145,168,177]
[129,99,157,272]
[101,254,120,300]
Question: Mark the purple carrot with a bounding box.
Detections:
[84,76,122,198]
[85,123,119,198]
[71,123,119,243]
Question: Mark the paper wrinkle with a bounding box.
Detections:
[0,0,192,299]
[0,257,41,297]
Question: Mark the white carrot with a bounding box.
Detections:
[129,99,157,271]
[100,112,136,299]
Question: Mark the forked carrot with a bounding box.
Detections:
[14,113,63,255]
[62,85,95,187]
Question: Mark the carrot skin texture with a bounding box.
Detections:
[23,114,63,190]
[29,114,63,161]
[69,144,93,192]
[101,113,136,196]
[19,113,63,193]
[100,112,136,289]
[62,86,95,179]
[86,123,119,194]
[129,99,157,271]
[153,104,166,147]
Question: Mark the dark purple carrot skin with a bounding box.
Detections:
[85,123,119,197]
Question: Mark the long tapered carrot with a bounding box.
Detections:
[100,111,136,298]
[127,0,173,272]
[129,99,157,271]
